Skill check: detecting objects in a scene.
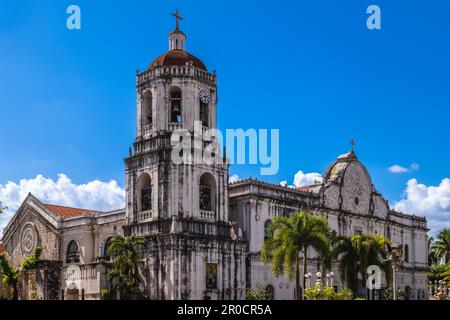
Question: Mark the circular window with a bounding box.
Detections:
[20,223,37,256]
[355,197,360,205]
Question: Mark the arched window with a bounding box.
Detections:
[66,240,80,263]
[137,173,152,213]
[404,244,409,262]
[170,87,182,123]
[200,100,209,127]
[199,173,216,212]
[264,220,272,241]
[143,91,153,126]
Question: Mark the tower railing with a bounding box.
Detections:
[142,124,153,137]
[200,210,216,221]
[137,65,216,86]
[168,122,183,131]
[137,210,152,222]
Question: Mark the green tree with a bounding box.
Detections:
[260,211,331,300]
[107,234,145,300]
[0,254,18,300]
[428,236,438,266]
[432,229,450,264]
[443,264,450,282]
[332,234,390,297]
[20,246,43,270]
[428,264,448,282]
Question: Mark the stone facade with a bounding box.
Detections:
[1,195,126,300]
[18,261,61,300]
[4,201,59,267]
[229,152,429,300]
[0,17,429,300]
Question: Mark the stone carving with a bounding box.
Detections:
[20,223,37,256]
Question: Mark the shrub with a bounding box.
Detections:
[246,283,269,300]
[20,247,43,270]
[305,285,353,300]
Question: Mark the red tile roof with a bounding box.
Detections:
[45,204,99,218]
[297,185,313,191]
[0,243,5,254]
[149,49,207,71]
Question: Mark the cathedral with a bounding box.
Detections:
[0,12,428,300]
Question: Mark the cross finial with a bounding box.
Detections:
[171,9,183,31]
[350,138,356,152]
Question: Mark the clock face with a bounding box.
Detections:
[199,89,210,104]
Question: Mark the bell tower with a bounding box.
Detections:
[126,9,225,226]
[123,11,246,300]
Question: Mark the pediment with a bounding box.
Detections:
[1,193,60,244]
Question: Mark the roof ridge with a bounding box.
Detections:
[44,203,100,212]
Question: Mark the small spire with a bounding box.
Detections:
[350,138,356,152]
[171,9,183,31]
[168,9,187,51]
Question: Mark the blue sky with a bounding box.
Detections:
[1,0,450,232]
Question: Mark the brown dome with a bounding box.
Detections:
[148,49,207,71]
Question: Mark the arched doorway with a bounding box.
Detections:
[65,283,80,300]
[404,286,412,300]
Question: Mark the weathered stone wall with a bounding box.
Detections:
[143,234,247,300]
[18,260,62,300]
[229,155,429,300]
[4,209,58,268]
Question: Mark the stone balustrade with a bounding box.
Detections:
[200,210,216,221]
[142,124,153,136]
[137,210,152,222]
[137,65,216,86]
[124,218,232,239]
[168,122,183,131]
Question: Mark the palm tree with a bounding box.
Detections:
[428,263,448,282]
[443,263,450,282]
[260,211,331,300]
[432,229,450,264]
[332,234,390,297]
[106,234,146,300]
[428,236,437,266]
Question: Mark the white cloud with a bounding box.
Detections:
[388,163,420,173]
[293,171,323,187]
[389,165,409,173]
[279,180,288,187]
[393,178,450,234]
[0,174,125,237]
[229,174,240,184]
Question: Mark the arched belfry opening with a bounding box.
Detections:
[199,173,217,219]
[142,91,153,128]
[200,99,209,127]
[136,173,152,222]
[170,87,182,123]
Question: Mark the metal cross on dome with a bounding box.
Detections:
[350,138,356,152]
[172,9,183,31]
